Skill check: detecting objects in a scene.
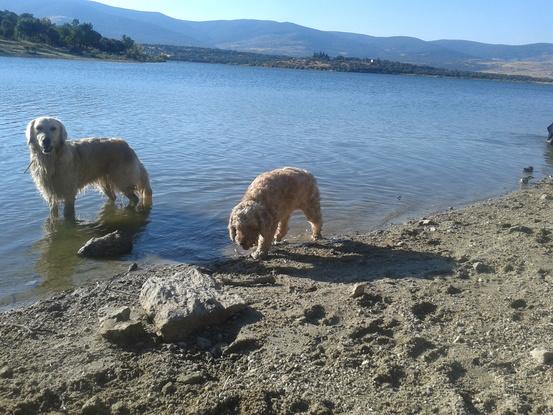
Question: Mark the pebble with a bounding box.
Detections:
[351,283,367,298]
[81,396,109,415]
[540,194,552,201]
[419,219,437,226]
[0,366,13,379]
[472,262,487,273]
[530,348,553,365]
[128,263,138,272]
[161,381,176,395]
[178,372,206,385]
[111,401,130,415]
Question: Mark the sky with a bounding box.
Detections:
[92,0,553,45]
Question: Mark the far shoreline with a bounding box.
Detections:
[2,40,552,85]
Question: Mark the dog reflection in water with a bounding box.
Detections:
[32,202,150,290]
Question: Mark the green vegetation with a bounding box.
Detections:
[0,10,162,61]
[147,44,553,83]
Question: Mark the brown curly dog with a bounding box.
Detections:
[228,167,322,259]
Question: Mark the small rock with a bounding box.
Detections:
[446,285,462,295]
[510,299,527,309]
[503,263,515,272]
[225,335,261,355]
[0,366,14,379]
[472,262,488,273]
[411,302,437,320]
[111,401,130,415]
[457,254,470,263]
[178,372,205,385]
[98,315,148,345]
[77,231,133,258]
[128,263,138,272]
[351,283,367,298]
[509,225,533,234]
[161,381,176,395]
[523,166,534,173]
[81,396,109,415]
[100,306,131,322]
[419,219,437,226]
[303,304,326,324]
[530,348,553,365]
[540,194,552,201]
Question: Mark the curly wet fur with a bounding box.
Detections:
[229,167,322,259]
[26,117,152,217]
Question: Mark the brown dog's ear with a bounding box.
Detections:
[25,119,35,144]
[228,224,237,242]
[254,204,274,236]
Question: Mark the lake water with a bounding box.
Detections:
[1,57,552,309]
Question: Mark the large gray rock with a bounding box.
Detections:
[77,231,132,258]
[139,267,246,341]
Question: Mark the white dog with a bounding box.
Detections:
[26,116,152,218]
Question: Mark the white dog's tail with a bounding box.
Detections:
[139,163,153,208]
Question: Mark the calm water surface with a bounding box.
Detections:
[1,57,552,309]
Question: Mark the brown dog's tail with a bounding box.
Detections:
[139,163,153,208]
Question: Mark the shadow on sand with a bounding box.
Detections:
[214,238,455,283]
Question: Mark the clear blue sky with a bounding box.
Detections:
[93,0,552,45]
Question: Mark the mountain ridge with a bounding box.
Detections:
[1,0,552,70]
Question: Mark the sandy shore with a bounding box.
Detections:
[2,179,553,414]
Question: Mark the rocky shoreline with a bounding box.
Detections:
[2,179,553,414]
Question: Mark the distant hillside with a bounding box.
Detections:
[2,0,553,72]
[146,45,552,84]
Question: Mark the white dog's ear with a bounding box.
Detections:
[57,119,68,143]
[25,119,35,144]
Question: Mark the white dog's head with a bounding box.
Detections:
[26,117,68,155]
[228,201,271,250]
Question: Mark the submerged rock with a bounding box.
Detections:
[77,231,133,258]
[139,267,246,341]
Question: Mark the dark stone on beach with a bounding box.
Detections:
[0,366,14,379]
[77,231,132,258]
[81,396,109,415]
[128,262,138,272]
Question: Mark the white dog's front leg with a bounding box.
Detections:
[63,199,75,219]
[49,202,59,218]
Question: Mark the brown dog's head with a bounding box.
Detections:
[228,201,271,250]
[26,117,68,155]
